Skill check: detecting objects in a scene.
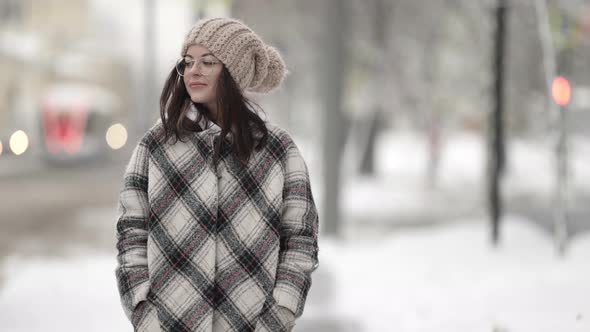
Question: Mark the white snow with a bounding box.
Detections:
[0,217,588,332]
[0,251,130,332]
[340,130,590,226]
[314,216,590,332]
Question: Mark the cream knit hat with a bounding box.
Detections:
[181,17,287,93]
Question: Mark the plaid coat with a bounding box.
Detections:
[115,119,319,332]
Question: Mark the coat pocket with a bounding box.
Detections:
[132,300,162,332]
[254,295,296,332]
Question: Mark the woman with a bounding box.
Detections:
[115,17,319,332]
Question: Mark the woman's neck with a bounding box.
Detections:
[206,103,221,126]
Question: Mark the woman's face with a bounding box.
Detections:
[182,44,223,111]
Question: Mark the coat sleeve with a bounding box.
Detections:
[273,134,320,319]
[114,140,152,322]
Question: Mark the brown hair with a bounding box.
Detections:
[159,64,269,167]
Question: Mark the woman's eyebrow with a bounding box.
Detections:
[185,53,215,58]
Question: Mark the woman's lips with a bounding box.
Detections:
[189,82,207,88]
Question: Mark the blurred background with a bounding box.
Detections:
[1,0,590,331]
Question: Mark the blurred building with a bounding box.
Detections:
[0,0,132,158]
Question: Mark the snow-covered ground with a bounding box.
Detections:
[336,130,590,226]
[0,251,130,332]
[316,216,590,332]
[0,216,588,332]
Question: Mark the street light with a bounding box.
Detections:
[551,75,571,255]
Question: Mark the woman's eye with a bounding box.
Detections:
[202,61,215,67]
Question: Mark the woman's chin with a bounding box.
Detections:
[189,96,210,105]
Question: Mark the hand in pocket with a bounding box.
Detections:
[276,305,296,331]
[254,297,297,332]
[132,300,162,332]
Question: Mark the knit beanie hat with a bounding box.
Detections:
[181,17,287,94]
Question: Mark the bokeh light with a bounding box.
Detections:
[552,76,571,107]
[9,130,29,156]
[106,123,128,150]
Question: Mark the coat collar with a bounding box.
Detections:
[196,113,220,132]
[190,108,234,144]
[186,107,219,132]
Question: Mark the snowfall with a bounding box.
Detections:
[0,130,589,332]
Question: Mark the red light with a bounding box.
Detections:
[552,76,571,107]
[42,103,87,155]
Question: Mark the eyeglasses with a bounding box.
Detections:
[175,56,220,76]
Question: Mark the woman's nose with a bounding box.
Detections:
[188,62,204,76]
[187,66,202,76]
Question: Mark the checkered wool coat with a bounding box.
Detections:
[115,118,319,332]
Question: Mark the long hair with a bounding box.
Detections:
[159,64,269,168]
